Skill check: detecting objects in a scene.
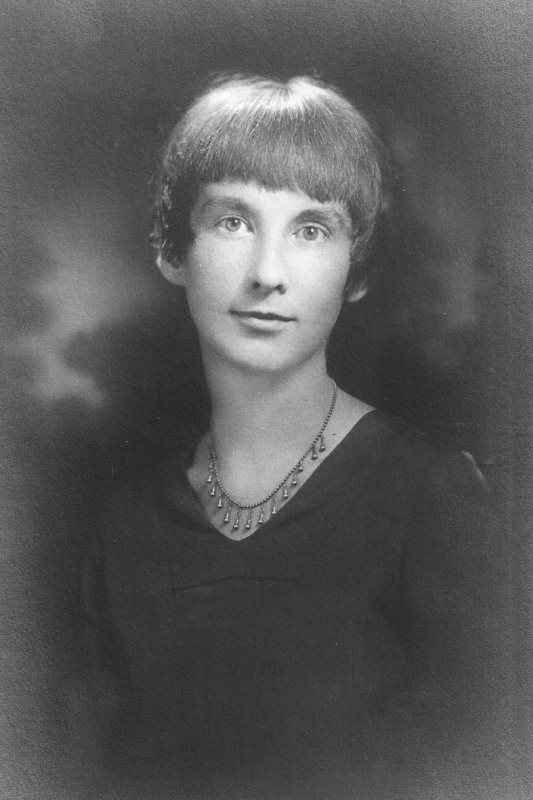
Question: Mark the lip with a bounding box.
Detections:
[231,310,295,322]
[231,309,295,332]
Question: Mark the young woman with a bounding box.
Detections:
[80,74,506,799]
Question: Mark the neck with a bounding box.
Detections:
[204,355,334,461]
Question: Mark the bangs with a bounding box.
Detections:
[156,75,387,272]
[174,78,382,225]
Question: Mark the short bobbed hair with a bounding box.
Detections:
[153,73,389,290]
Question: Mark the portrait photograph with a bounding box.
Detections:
[0,1,531,798]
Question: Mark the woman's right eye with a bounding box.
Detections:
[217,217,246,233]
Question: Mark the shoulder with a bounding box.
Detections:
[96,431,200,555]
[362,415,504,589]
[355,409,491,500]
[337,410,497,558]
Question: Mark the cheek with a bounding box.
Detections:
[312,258,351,311]
[188,239,243,287]
[184,251,240,324]
[185,249,221,294]
[318,293,345,326]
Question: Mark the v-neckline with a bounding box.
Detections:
[179,408,381,543]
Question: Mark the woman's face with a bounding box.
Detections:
[174,180,362,375]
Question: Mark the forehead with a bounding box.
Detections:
[192,181,352,231]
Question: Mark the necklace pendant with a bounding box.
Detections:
[207,381,337,536]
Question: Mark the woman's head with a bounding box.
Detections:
[153,73,389,293]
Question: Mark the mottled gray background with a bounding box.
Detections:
[1,1,531,797]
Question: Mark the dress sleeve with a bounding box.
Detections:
[63,536,131,763]
[80,537,130,688]
[379,449,512,798]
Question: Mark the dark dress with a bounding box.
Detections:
[80,411,508,799]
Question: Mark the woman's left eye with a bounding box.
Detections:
[296,225,328,242]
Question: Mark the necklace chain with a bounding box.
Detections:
[207,381,337,534]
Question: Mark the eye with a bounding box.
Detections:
[295,225,328,242]
[216,216,249,234]
[224,217,242,232]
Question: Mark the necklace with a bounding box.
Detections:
[206,381,337,534]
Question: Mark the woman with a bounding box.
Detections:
[80,74,506,799]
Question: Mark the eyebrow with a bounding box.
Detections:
[194,196,251,217]
[195,196,352,232]
[292,208,352,232]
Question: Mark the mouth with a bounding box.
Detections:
[231,310,295,322]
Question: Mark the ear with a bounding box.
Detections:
[156,255,187,288]
[344,282,368,303]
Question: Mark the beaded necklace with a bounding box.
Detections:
[206,382,337,534]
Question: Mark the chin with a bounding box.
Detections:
[231,356,295,374]
[202,335,325,376]
[231,351,322,377]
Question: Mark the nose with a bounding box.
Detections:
[246,235,288,294]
